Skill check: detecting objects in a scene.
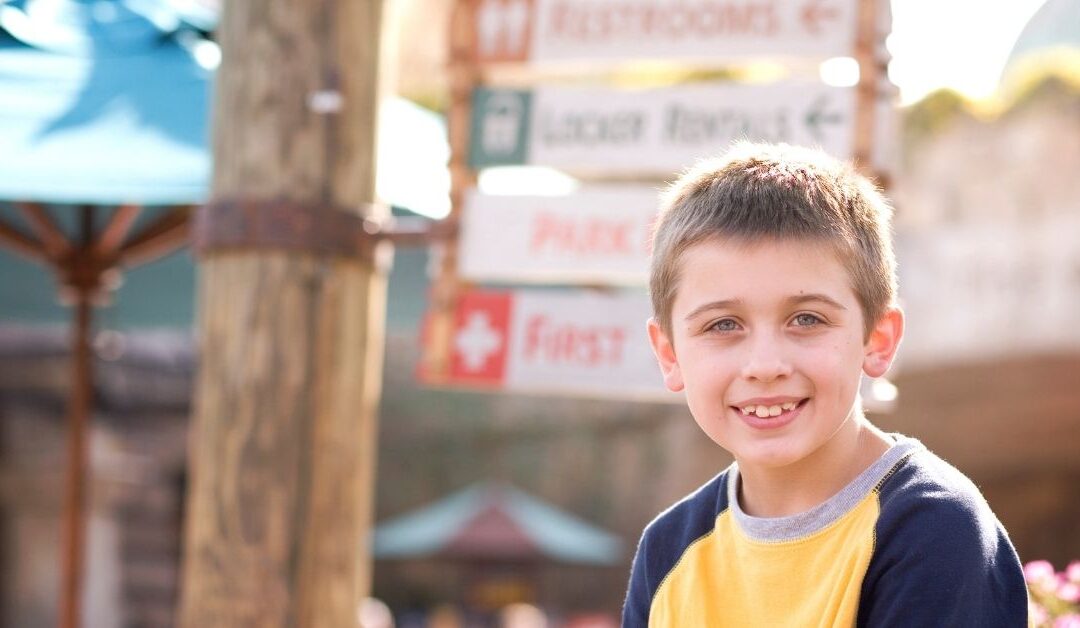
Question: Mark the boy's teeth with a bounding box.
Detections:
[740,402,800,417]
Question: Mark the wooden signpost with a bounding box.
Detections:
[425,0,894,399]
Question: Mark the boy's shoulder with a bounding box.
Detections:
[872,440,1014,561]
[875,441,1001,533]
[638,466,732,563]
[858,438,1029,626]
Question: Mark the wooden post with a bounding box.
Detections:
[59,291,91,628]
[853,0,888,181]
[177,2,387,626]
[58,207,94,628]
[421,0,478,382]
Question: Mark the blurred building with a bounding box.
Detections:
[882,3,1080,563]
[2,2,1079,627]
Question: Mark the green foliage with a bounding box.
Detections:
[902,88,971,143]
[902,52,1080,147]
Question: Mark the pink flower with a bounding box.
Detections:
[1027,561,1057,586]
[1068,561,1080,584]
[1053,614,1080,628]
[1058,581,1080,603]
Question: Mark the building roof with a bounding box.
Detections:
[373,482,623,565]
[1004,0,1080,74]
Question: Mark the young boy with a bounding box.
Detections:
[623,143,1028,626]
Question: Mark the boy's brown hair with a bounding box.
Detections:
[650,142,897,340]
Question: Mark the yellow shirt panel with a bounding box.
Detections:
[649,491,880,628]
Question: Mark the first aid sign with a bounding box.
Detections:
[427,289,674,400]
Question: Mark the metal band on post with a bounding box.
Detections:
[193,198,450,258]
[194,198,372,257]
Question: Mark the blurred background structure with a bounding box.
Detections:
[1,0,1078,626]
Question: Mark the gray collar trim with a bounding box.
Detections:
[727,434,923,543]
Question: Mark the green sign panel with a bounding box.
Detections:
[469,88,533,168]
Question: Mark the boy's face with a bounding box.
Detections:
[647,237,903,471]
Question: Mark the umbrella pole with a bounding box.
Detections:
[58,209,94,628]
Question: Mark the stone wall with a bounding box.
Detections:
[0,328,190,628]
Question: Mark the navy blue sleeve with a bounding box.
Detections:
[622,529,652,628]
[621,470,731,628]
[857,459,1028,627]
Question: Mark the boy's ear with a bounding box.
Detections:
[647,317,685,392]
[863,306,904,378]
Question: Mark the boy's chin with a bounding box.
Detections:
[730,442,811,471]
[699,430,807,469]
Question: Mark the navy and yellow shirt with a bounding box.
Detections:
[622,436,1028,627]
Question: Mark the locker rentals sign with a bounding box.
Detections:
[469,83,855,172]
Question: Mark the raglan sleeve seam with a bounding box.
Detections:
[859,487,1027,627]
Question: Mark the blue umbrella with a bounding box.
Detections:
[0,3,213,626]
[0,0,212,204]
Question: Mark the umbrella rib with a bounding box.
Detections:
[94,204,142,258]
[117,205,192,267]
[16,201,71,260]
[0,215,50,264]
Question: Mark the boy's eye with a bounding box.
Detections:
[793,313,824,327]
[709,318,740,333]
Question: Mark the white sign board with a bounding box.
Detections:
[459,187,659,284]
[895,216,1080,369]
[425,289,673,400]
[470,82,856,173]
[475,0,863,65]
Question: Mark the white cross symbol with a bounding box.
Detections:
[455,310,503,372]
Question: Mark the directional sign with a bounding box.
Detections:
[469,82,855,173]
[475,0,864,65]
[422,289,672,400]
[459,187,658,284]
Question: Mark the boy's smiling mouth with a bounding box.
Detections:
[730,397,810,422]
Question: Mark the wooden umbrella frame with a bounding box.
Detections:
[0,201,437,628]
[0,202,191,628]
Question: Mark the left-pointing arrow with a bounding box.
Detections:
[800,0,840,36]
[804,94,845,143]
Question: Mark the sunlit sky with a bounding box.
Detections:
[888,0,1049,104]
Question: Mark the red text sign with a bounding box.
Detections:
[424,288,673,400]
[459,187,658,285]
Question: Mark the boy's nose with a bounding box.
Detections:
[740,338,793,382]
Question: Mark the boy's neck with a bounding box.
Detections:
[735,416,892,518]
